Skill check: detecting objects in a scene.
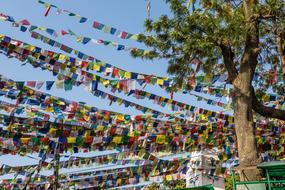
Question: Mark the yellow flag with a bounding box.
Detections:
[58,101,65,106]
[124,72,131,79]
[25,45,35,51]
[102,80,110,86]
[156,135,166,144]
[93,64,100,71]
[201,114,207,121]
[175,125,182,130]
[67,137,76,144]
[83,115,90,121]
[49,128,57,136]
[38,27,46,31]
[117,99,124,105]
[21,138,30,144]
[58,54,67,61]
[142,51,149,56]
[113,136,122,144]
[130,35,139,41]
[103,26,111,33]
[76,37,83,43]
[96,125,104,131]
[56,80,64,89]
[204,73,212,83]
[166,175,172,181]
[262,95,270,102]
[46,107,53,112]
[116,115,124,121]
[84,130,91,137]
[129,131,134,137]
[167,99,173,104]
[157,79,164,85]
[223,154,228,161]
[116,178,122,185]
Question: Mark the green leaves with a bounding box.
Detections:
[132,0,285,96]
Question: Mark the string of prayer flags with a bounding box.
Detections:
[0,100,51,120]
[0,158,189,188]
[1,99,284,169]
[0,97,239,156]
[12,51,231,122]
[2,3,285,185]
[0,39,233,122]
[28,31,172,87]
[0,39,191,121]
[0,133,187,155]
[0,18,231,91]
[2,117,285,163]
[2,172,185,189]
[0,75,190,127]
[23,79,228,110]
[0,32,174,90]
[0,31,234,99]
[0,100,238,157]
[37,0,140,41]
[0,109,226,143]
[0,47,181,120]
[27,31,231,88]
[6,115,198,146]
[0,12,151,54]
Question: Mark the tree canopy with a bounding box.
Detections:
[132,0,285,180]
[132,0,285,114]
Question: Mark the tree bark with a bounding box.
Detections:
[252,87,285,120]
[219,41,261,179]
[229,0,261,180]
[276,31,285,89]
[232,76,261,181]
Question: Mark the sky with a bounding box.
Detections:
[0,1,228,185]
[0,0,229,117]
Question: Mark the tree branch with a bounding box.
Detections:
[252,87,285,120]
[275,30,285,89]
[219,41,238,83]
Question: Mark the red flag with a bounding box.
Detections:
[27,81,36,87]
[108,95,113,106]
[61,30,69,36]
[120,31,128,39]
[93,21,101,29]
[44,5,51,17]
[19,19,30,26]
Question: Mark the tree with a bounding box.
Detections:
[163,179,186,189]
[146,182,161,190]
[132,0,285,180]
[146,179,186,190]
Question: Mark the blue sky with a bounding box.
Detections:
[0,0,228,117]
[0,1,229,184]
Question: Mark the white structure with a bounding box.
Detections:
[186,150,225,190]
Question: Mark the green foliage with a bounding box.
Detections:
[131,0,285,93]
[146,182,161,190]
[163,179,186,189]
[146,179,186,190]
[225,173,240,190]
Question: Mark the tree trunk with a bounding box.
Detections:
[226,0,262,181]
[276,32,285,89]
[233,72,261,181]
